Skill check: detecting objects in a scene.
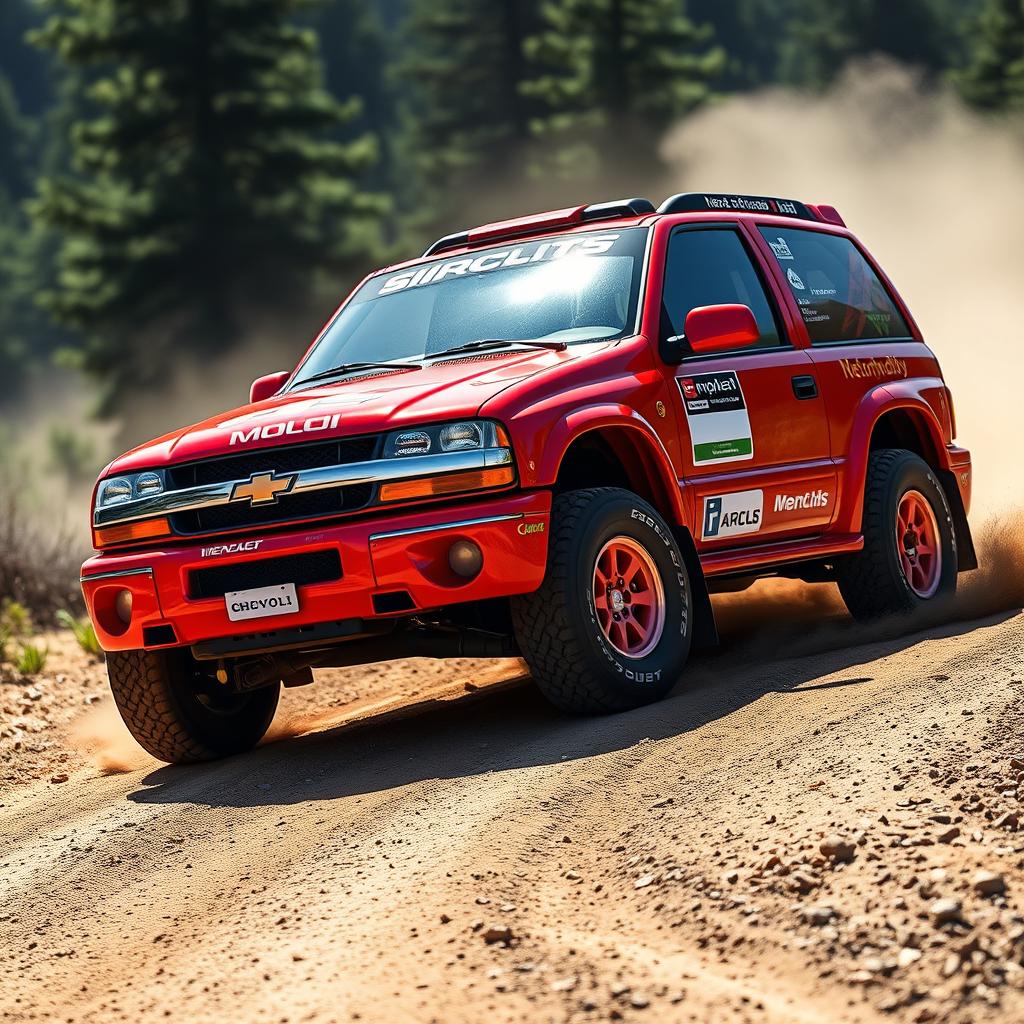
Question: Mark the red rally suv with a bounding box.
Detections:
[81,193,976,764]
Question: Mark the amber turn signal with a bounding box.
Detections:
[92,516,172,548]
[379,466,514,503]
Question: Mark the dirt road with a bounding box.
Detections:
[3,583,1024,1024]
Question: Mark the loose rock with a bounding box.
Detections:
[971,870,1006,897]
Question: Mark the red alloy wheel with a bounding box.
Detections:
[592,536,666,658]
[895,489,942,599]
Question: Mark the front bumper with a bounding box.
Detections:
[81,491,551,652]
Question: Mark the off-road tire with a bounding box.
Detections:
[512,488,692,714]
[836,449,957,621]
[106,648,280,764]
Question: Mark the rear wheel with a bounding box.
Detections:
[836,449,957,620]
[512,488,692,714]
[106,648,280,764]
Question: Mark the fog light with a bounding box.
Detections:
[448,539,483,578]
[115,589,133,624]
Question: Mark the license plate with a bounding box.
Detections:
[225,583,299,622]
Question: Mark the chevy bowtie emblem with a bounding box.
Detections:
[230,471,296,506]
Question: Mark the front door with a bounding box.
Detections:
[659,225,836,550]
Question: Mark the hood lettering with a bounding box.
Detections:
[230,413,341,446]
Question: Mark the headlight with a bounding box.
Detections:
[95,471,166,508]
[377,420,514,502]
[97,477,132,506]
[383,420,504,458]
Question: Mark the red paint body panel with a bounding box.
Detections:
[82,492,551,651]
[82,199,973,654]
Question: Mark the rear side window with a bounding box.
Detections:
[661,228,784,353]
[759,227,911,344]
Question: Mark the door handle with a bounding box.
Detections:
[792,374,818,400]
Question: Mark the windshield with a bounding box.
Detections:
[291,227,649,387]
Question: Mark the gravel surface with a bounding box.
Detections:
[2,573,1023,1023]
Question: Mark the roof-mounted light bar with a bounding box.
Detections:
[422,197,656,257]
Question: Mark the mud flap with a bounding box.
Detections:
[937,468,978,572]
[673,526,719,651]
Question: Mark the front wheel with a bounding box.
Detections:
[106,648,280,764]
[512,488,692,714]
[836,449,957,621]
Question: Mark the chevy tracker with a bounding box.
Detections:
[81,193,976,763]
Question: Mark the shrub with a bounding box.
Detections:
[56,609,104,660]
[0,467,85,620]
[15,643,47,676]
[0,598,33,637]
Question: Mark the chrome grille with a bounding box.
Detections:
[167,435,380,535]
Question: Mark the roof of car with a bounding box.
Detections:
[419,192,846,261]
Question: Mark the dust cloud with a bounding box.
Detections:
[68,701,153,775]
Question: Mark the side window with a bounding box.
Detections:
[660,228,785,353]
[759,227,911,344]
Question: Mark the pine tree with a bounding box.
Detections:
[778,0,965,89]
[30,0,384,412]
[0,0,53,117]
[522,0,723,175]
[0,72,66,401]
[686,0,795,90]
[959,0,1024,110]
[395,0,541,224]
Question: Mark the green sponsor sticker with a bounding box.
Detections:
[693,437,753,463]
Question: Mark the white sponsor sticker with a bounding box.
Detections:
[701,490,764,540]
[677,371,754,466]
[225,583,300,622]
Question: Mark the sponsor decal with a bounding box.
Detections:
[375,233,622,296]
[229,413,342,446]
[702,489,764,540]
[517,521,545,536]
[768,236,794,260]
[810,286,837,297]
[702,194,801,216]
[773,489,830,513]
[677,371,754,465]
[787,267,806,290]
[839,356,908,381]
[201,540,263,558]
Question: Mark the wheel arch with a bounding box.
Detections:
[547,412,718,650]
[544,407,687,525]
[845,387,976,571]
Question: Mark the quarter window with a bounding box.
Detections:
[759,227,911,344]
[660,229,785,355]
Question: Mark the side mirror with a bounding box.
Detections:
[684,304,760,355]
[249,370,290,404]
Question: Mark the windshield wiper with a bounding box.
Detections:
[293,360,422,388]
[428,338,567,360]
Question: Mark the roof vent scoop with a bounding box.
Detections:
[581,197,656,220]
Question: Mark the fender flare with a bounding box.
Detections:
[537,403,689,528]
[841,378,952,532]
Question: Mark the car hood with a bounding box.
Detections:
[108,347,578,474]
